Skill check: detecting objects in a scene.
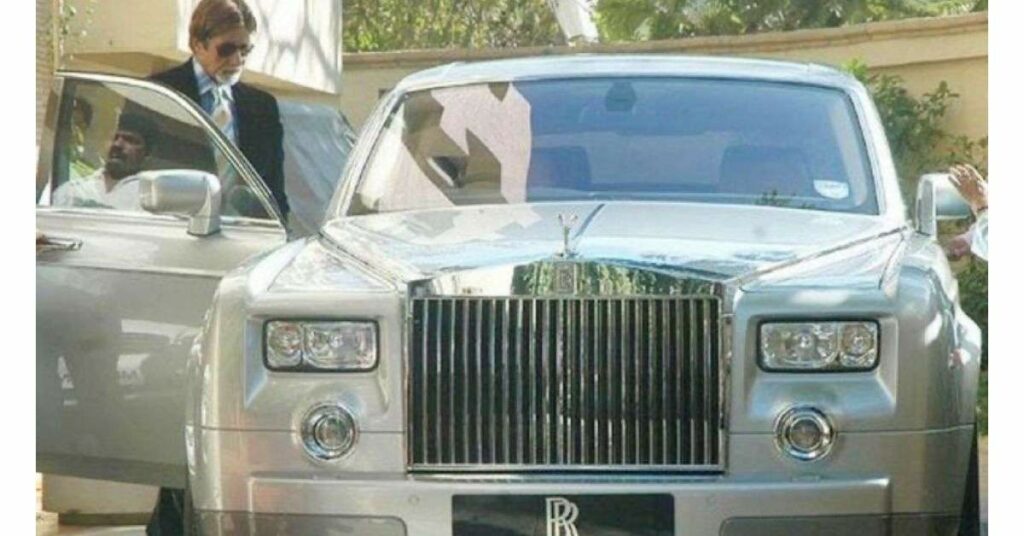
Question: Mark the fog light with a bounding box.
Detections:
[775,407,835,461]
[301,404,357,460]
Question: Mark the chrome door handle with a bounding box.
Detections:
[36,235,83,253]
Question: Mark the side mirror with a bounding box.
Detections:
[915,173,972,237]
[138,170,222,236]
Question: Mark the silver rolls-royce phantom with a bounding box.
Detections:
[36,55,982,535]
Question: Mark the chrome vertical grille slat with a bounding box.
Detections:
[661,300,671,465]
[514,299,524,464]
[475,300,483,464]
[619,299,627,465]
[688,300,698,462]
[409,296,722,472]
[435,301,444,463]
[453,299,462,463]
[702,300,712,464]
[462,300,470,462]
[580,300,589,465]
[488,300,497,463]
[542,301,552,464]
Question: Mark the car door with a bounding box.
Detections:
[36,72,287,488]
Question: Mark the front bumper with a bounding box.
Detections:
[196,512,960,535]
[193,426,971,535]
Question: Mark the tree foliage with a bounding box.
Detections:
[56,0,97,67]
[340,0,984,52]
[343,0,564,52]
[594,0,984,42]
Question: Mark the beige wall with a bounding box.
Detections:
[339,13,988,143]
[59,0,342,96]
[36,0,55,146]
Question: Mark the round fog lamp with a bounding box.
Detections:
[775,407,835,461]
[301,404,357,460]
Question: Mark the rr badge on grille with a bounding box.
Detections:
[553,262,577,294]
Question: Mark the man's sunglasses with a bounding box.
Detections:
[215,42,255,58]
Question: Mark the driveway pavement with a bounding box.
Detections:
[37,437,990,535]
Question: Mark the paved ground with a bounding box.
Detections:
[37,437,989,535]
[980,436,988,528]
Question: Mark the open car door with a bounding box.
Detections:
[36,73,287,487]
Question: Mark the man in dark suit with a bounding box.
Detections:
[146,5,288,533]
[150,0,289,220]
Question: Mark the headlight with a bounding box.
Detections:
[265,320,378,371]
[759,321,878,371]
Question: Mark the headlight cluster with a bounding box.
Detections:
[759,321,878,371]
[265,320,378,371]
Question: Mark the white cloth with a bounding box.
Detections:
[970,211,988,261]
[52,169,143,211]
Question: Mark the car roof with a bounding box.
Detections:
[394,54,858,93]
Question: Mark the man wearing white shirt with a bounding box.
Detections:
[53,113,158,211]
[946,164,989,262]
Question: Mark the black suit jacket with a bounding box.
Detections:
[150,60,289,218]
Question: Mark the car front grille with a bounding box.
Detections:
[408,296,722,472]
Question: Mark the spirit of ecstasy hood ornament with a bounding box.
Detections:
[557,213,579,258]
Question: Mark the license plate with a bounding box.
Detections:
[453,494,674,535]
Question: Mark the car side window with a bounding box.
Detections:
[43,78,275,220]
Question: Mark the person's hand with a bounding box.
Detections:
[944,231,972,261]
[949,164,988,215]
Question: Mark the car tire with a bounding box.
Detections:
[959,427,980,536]
[183,477,200,536]
[144,487,183,536]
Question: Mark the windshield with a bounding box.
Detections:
[347,77,878,216]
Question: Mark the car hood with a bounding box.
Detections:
[321,202,906,288]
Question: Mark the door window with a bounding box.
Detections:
[43,78,276,221]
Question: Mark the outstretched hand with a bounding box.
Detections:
[948,164,988,215]
[944,231,973,261]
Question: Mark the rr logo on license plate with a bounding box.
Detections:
[545,497,580,536]
[452,493,673,535]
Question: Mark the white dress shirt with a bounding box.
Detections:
[52,169,143,211]
[970,210,988,261]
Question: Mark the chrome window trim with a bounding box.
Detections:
[48,71,286,228]
[332,90,403,218]
[37,205,286,232]
[36,77,64,204]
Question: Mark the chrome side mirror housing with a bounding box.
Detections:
[138,170,222,236]
[915,173,972,237]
